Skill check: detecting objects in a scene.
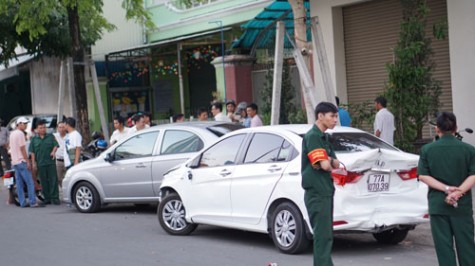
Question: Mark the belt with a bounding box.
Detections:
[56,158,64,162]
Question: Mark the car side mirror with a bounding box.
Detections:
[187,155,201,169]
[104,152,114,163]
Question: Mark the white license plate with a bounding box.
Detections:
[367,174,390,192]
[3,177,13,187]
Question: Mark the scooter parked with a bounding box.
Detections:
[2,169,44,206]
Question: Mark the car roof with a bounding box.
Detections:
[138,121,240,131]
[229,124,367,136]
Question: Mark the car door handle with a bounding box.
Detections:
[135,163,147,169]
[268,165,282,173]
[220,169,232,177]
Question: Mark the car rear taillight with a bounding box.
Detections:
[331,168,363,186]
[423,214,429,219]
[398,167,418,180]
[333,220,348,226]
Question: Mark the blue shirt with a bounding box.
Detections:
[338,108,351,127]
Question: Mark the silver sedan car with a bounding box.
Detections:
[62,122,242,213]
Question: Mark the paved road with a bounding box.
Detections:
[1,188,472,266]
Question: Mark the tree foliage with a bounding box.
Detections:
[384,0,441,152]
[0,0,152,145]
[260,62,306,125]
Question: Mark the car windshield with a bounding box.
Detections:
[299,132,397,153]
[206,123,244,137]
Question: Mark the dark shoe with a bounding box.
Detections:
[30,203,46,208]
[21,204,30,208]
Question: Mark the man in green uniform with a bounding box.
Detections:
[302,102,340,266]
[30,120,60,205]
[418,112,475,266]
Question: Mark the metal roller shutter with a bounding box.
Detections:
[343,0,452,137]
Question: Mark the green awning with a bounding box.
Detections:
[232,0,311,50]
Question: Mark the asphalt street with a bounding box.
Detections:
[0,188,473,266]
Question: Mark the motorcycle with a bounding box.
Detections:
[2,169,44,207]
[81,131,108,161]
[455,128,473,141]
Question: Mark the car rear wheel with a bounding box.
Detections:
[158,193,197,235]
[270,202,310,254]
[373,228,409,244]
[73,181,101,213]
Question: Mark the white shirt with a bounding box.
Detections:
[374,108,395,145]
[128,124,150,135]
[214,112,231,122]
[250,115,263,127]
[64,130,82,167]
[53,132,67,159]
[110,127,130,144]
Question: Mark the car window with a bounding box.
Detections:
[244,133,285,163]
[200,134,246,168]
[161,130,204,155]
[330,132,398,152]
[114,131,159,160]
[277,140,298,162]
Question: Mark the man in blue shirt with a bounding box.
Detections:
[335,97,351,127]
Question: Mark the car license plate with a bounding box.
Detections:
[367,174,389,192]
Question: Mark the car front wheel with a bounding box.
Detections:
[158,193,197,235]
[73,181,101,213]
[270,202,310,254]
[373,228,409,244]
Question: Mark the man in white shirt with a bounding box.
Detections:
[110,116,129,145]
[53,122,67,187]
[129,114,147,135]
[247,103,263,127]
[374,96,395,145]
[64,117,82,168]
[211,102,231,122]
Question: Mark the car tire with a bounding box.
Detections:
[73,181,101,213]
[372,228,409,245]
[270,202,310,254]
[158,193,197,235]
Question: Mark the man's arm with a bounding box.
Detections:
[74,147,81,165]
[418,175,460,193]
[20,145,31,170]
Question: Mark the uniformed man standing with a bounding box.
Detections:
[417,112,475,266]
[302,102,340,266]
[30,120,60,205]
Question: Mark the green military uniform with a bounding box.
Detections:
[30,133,60,204]
[302,125,336,266]
[418,134,475,266]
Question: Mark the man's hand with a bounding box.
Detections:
[445,189,463,206]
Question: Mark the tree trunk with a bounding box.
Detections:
[288,0,315,123]
[67,5,91,146]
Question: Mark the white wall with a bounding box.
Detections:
[447,0,475,146]
[91,0,144,61]
[29,57,72,117]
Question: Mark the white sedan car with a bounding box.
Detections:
[157,125,429,254]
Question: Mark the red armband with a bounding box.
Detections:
[307,148,329,166]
